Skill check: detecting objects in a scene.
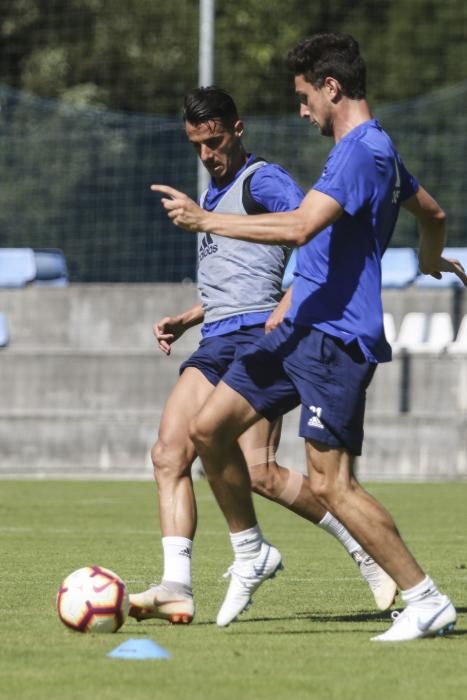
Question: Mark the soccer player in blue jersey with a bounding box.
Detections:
[152,36,466,640]
[129,86,397,625]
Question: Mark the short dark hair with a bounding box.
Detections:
[183,86,239,129]
[286,33,366,99]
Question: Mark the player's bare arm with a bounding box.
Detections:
[151,184,343,247]
[403,186,467,286]
[265,286,293,333]
[154,303,204,356]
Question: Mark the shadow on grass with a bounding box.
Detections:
[126,607,467,634]
[235,605,467,625]
[220,606,467,638]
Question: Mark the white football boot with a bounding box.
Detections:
[352,550,398,611]
[372,595,456,642]
[128,581,195,624]
[216,541,283,627]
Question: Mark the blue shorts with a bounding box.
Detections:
[222,320,376,455]
[179,325,266,387]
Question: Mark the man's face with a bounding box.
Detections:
[185,118,244,186]
[294,74,334,137]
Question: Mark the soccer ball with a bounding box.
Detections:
[56,565,129,633]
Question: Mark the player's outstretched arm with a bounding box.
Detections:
[151,184,343,246]
[403,186,467,286]
[403,186,445,275]
[153,303,204,356]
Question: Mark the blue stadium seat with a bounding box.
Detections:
[447,314,467,354]
[33,248,69,287]
[415,312,454,353]
[392,312,427,354]
[381,248,419,288]
[414,247,467,288]
[392,312,454,354]
[0,313,9,347]
[0,248,36,287]
[383,312,397,344]
[0,247,69,287]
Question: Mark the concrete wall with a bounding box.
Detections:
[0,283,466,480]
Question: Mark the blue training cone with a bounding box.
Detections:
[107,638,171,660]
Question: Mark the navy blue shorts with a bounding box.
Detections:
[222,320,376,455]
[179,325,267,387]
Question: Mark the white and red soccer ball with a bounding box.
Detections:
[57,565,129,633]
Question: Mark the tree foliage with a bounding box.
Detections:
[0,0,466,281]
[1,0,467,114]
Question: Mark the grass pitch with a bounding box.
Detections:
[0,479,466,700]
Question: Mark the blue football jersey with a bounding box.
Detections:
[288,119,418,362]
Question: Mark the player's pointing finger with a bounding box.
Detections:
[150,184,181,198]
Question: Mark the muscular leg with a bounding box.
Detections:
[305,441,457,641]
[190,380,262,532]
[305,439,424,590]
[128,367,214,623]
[240,417,326,522]
[191,381,285,626]
[152,367,213,539]
[239,418,398,610]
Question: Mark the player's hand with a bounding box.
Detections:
[265,288,293,333]
[265,306,285,333]
[428,257,467,286]
[153,316,185,355]
[151,184,206,232]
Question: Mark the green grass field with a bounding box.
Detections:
[0,479,466,700]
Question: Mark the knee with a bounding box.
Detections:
[309,472,351,511]
[309,475,329,507]
[243,446,277,497]
[151,438,192,485]
[248,462,276,498]
[308,467,337,507]
[188,413,224,454]
[188,416,207,453]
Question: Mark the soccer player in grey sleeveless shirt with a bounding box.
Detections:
[128,86,396,624]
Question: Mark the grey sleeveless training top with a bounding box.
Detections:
[197,160,287,324]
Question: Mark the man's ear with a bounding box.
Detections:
[233,119,244,138]
[324,76,342,102]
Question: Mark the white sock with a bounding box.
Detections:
[401,576,441,606]
[162,536,193,589]
[318,511,361,556]
[230,525,262,562]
